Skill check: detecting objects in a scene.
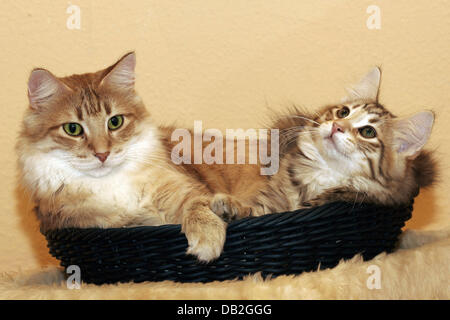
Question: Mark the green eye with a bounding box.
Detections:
[359,126,377,138]
[108,115,124,130]
[336,107,350,118]
[63,123,83,136]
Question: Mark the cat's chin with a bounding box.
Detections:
[324,137,342,154]
[323,137,351,160]
[82,166,115,178]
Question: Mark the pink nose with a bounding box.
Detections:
[95,152,110,163]
[331,122,345,136]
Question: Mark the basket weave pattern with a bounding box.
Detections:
[43,201,412,284]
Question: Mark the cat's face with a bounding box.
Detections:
[291,67,434,182]
[35,90,148,178]
[314,102,393,175]
[20,52,155,178]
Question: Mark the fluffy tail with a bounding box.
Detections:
[412,150,438,188]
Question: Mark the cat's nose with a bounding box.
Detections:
[331,122,345,135]
[95,152,110,163]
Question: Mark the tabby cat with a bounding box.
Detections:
[242,68,436,215]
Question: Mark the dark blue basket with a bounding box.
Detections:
[43,201,412,284]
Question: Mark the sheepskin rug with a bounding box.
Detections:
[1,229,449,300]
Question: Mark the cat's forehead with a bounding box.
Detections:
[56,72,113,119]
[72,86,112,120]
[319,103,393,124]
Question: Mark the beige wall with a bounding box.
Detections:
[0,1,449,271]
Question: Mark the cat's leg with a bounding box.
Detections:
[210,193,253,222]
[182,196,227,262]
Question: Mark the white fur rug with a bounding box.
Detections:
[1,229,449,299]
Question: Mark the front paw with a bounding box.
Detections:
[210,193,252,222]
[182,207,227,262]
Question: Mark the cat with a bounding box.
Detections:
[240,67,437,215]
[17,52,249,262]
[17,53,436,263]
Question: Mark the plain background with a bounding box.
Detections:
[0,1,448,272]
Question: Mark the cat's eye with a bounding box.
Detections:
[108,115,124,131]
[359,126,377,138]
[336,107,350,118]
[63,123,83,136]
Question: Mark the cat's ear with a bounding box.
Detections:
[392,111,434,159]
[100,52,136,91]
[342,67,381,103]
[27,69,72,110]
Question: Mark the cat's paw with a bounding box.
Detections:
[301,198,326,208]
[182,206,227,263]
[210,193,252,222]
[301,188,355,208]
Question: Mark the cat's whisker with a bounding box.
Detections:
[279,135,312,151]
[280,130,321,150]
[124,155,172,171]
[280,130,320,140]
[125,150,169,161]
[278,114,320,126]
[281,126,320,133]
[351,191,360,211]
[128,157,171,168]
[282,131,320,139]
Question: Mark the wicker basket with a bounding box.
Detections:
[42,201,412,284]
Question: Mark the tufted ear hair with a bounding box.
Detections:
[392,111,435,160]
[27,69,72,110]
[100,52,136,91]
[342,67,381,103]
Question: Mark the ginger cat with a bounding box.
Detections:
[17,52,254,262]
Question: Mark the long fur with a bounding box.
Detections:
[412,150,437,188]
[17,53,237,262]
[1,229,449,299]
[17,58,437,264]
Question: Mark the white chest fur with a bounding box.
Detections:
[25,151,139,206]
[294,141,353,200]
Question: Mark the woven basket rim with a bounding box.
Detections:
[42,200,411,234]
